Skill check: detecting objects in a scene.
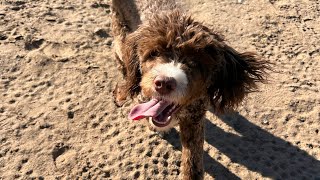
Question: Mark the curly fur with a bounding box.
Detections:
[111,0,269,179]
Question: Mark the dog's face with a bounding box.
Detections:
[138,46,213,106]
[124,11,269,131]
[136,47,213,131]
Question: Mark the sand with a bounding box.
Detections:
[0,0,319,179]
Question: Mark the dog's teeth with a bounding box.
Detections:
[153,118,170,125]
[168,105,176,114]
[156,121,166,124]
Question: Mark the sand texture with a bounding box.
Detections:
[0,0,319,179]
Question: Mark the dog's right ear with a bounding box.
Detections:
[113,33,141,106]
[122,33,142,97]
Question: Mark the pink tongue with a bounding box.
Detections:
[128,99,171,120]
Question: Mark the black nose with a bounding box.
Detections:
[154,75,177,95]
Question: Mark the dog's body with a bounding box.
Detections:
[111,0,269,179]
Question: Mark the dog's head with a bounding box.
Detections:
[123,11,269,131]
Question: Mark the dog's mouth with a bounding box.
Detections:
[128,98,180,127]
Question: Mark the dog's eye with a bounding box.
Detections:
[148,50,159,59]
[186,61,198,68]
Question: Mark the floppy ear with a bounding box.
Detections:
[114,33,141,106]
[123,34,141,97]
[122,33,141,97]
[208,43,270,112]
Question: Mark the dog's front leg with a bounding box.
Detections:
[180,116,205,180]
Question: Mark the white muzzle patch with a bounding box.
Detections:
[151,62,188,103]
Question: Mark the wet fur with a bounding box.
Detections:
[111,0,269,179]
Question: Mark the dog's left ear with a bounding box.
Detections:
[207,42,270,112]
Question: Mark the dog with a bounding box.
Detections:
[111,0,269,179]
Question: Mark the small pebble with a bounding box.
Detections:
[67,111,74,119]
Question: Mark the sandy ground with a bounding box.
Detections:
[0,0,319,179]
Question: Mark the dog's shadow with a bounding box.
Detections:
[163,111,320,180]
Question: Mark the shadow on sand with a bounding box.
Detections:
[163,111,320,180]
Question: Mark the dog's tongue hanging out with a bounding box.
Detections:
[128,99,175,123]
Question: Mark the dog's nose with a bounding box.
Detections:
[154,75,177,95]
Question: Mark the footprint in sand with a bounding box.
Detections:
[41,42,77,58]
